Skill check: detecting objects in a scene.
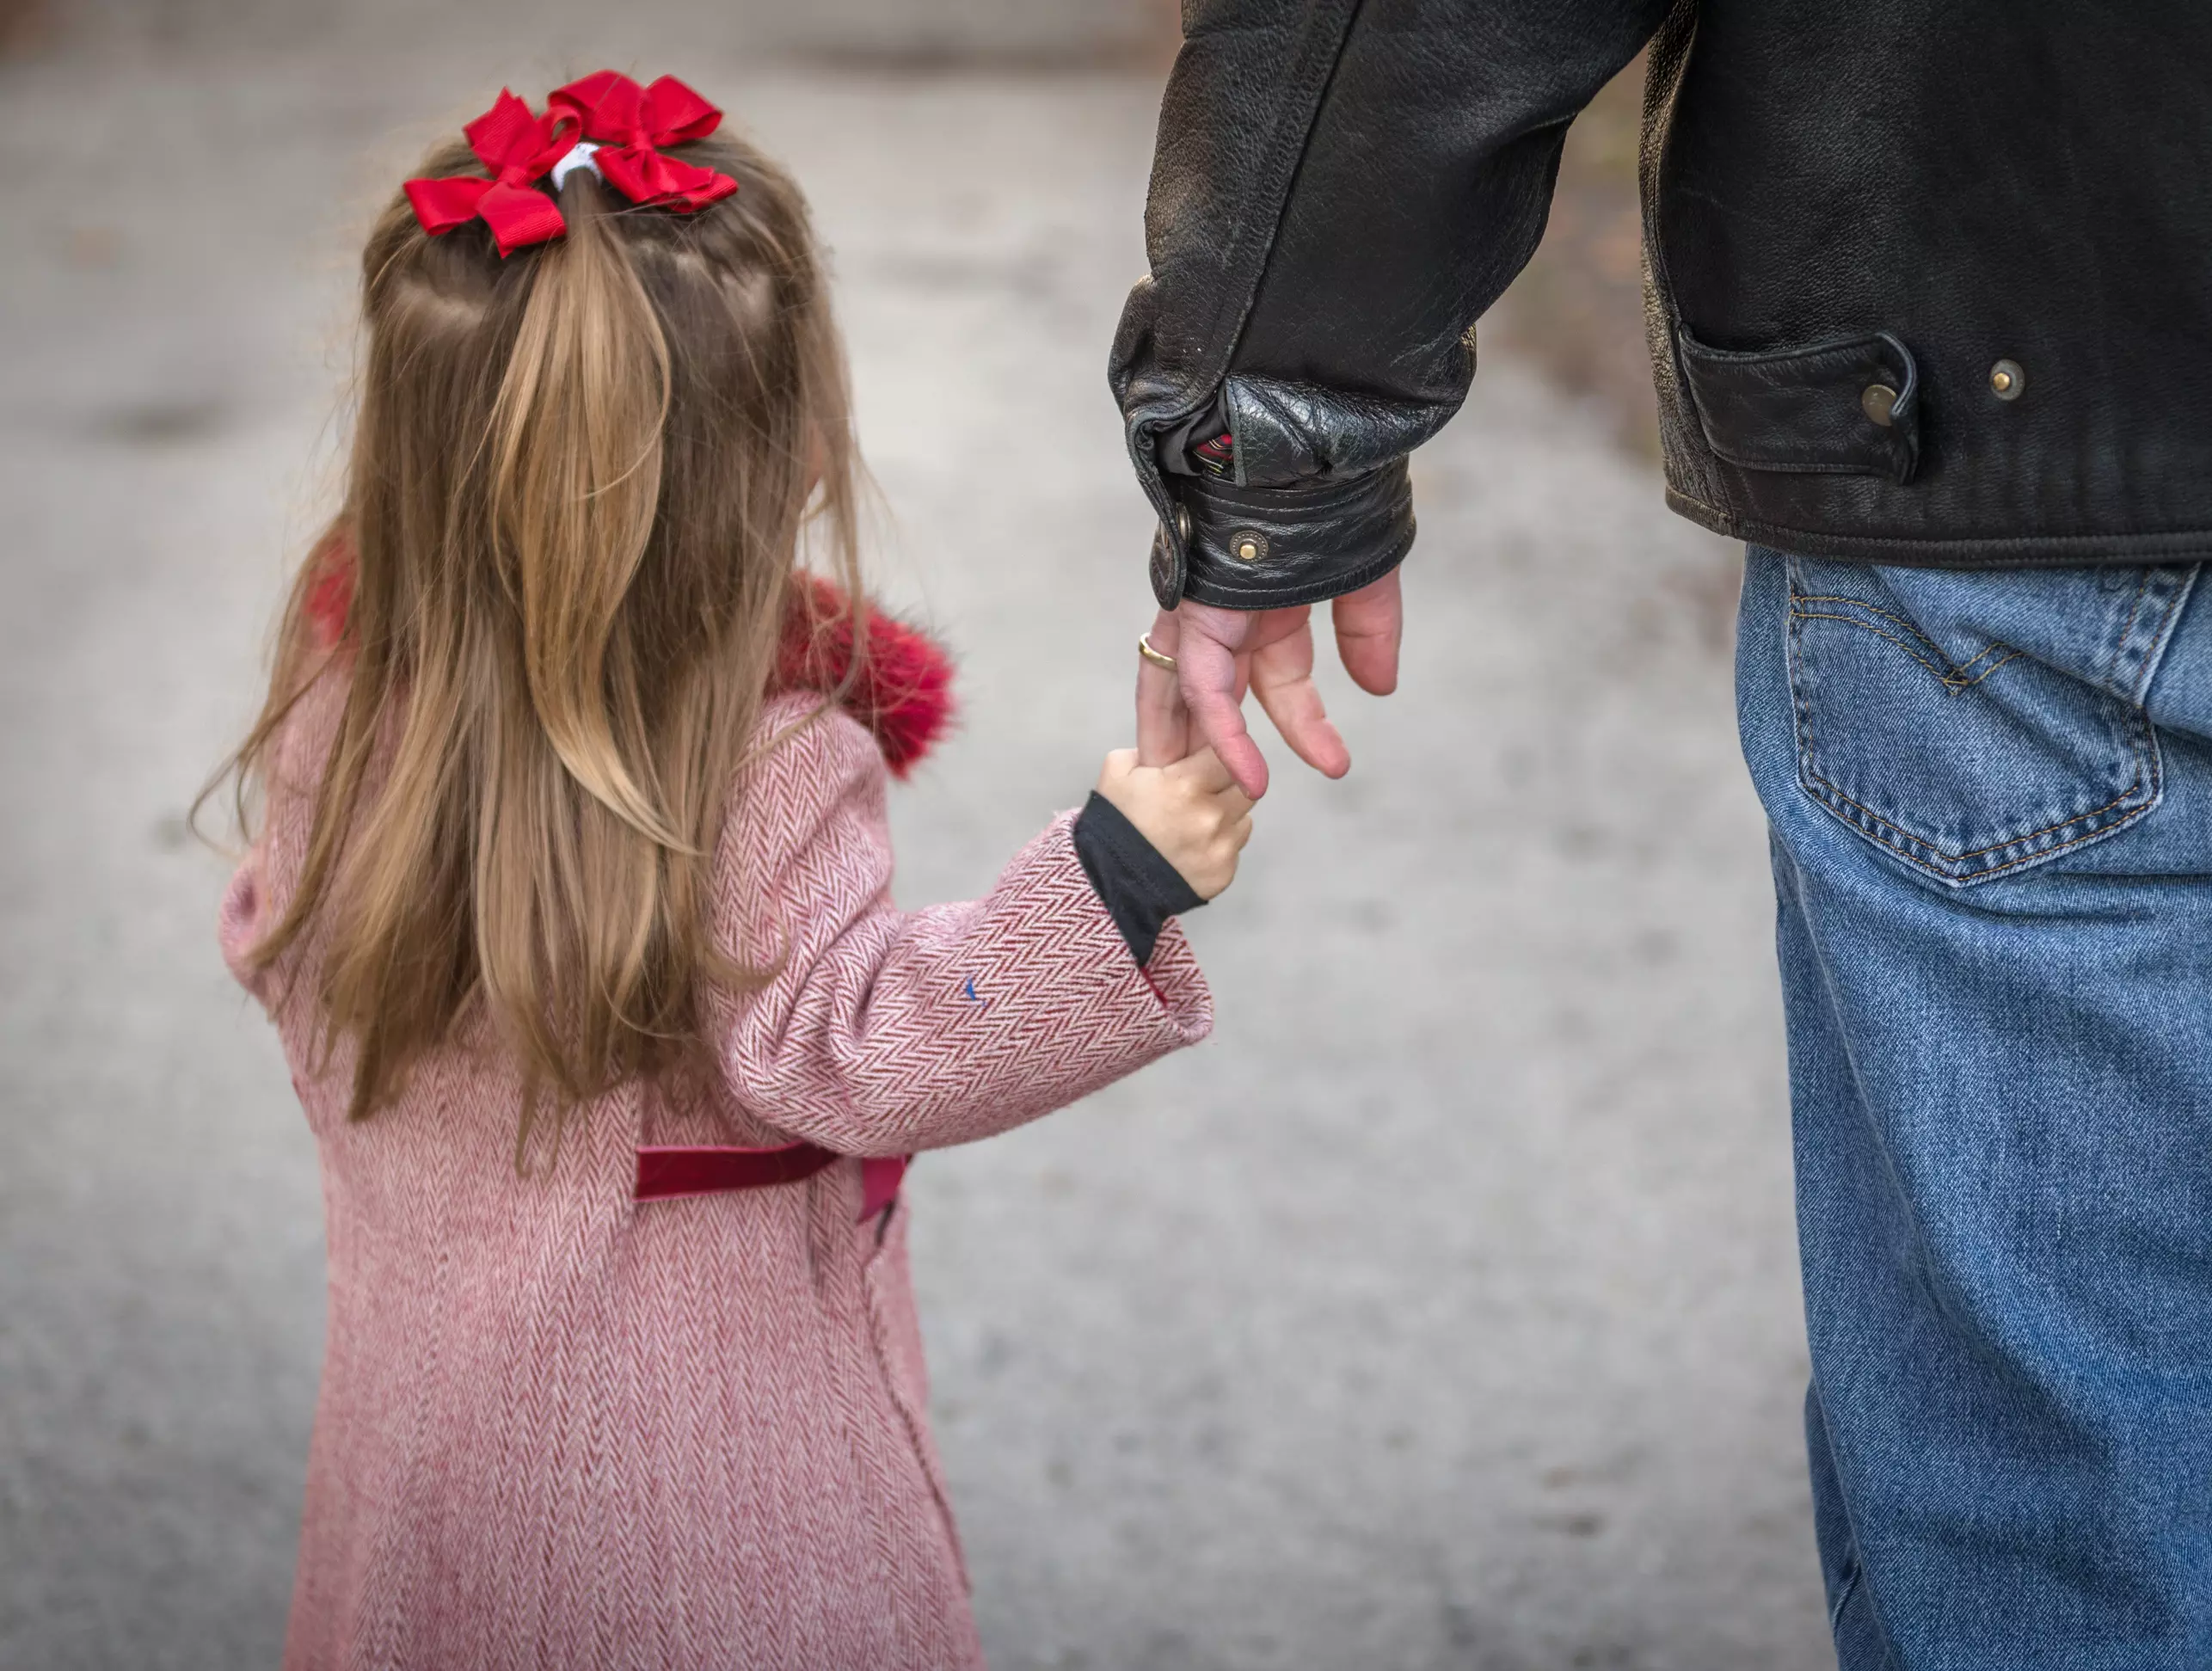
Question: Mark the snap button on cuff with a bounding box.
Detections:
[1173,504,1192,542]
[1861,384,1899,427]
[1231,530,1267,563]
[1990,359,2025,401]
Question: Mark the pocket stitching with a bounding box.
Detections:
[1788,603,2023,691]
[1804,746,2152,867]
[1786,595,2160,881]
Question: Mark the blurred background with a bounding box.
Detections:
[0,2,1831,1667]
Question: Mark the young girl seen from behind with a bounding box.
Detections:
[212,73,1247,1670]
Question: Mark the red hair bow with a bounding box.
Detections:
[403,90,580,257]
[548,71,739,213]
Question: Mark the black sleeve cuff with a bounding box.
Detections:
[1072,792,1204,967]
[1171,458,1416,611]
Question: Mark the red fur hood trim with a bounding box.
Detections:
[773,575,955,778]
[304,550,955,778]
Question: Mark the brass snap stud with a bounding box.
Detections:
[1861,384,1899,427]
[1231,529,1268,563]
[1990,359,2025,401]
[1172,504,1192,543]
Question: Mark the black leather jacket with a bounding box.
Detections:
[1112,0,2212,611]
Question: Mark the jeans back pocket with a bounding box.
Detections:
[1783,555,2193,887]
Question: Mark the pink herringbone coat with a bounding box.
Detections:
[220,596,1211,1670]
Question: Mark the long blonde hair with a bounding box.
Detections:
[204,121,861,1126]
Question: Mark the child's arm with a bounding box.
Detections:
[715,708,1243,1157]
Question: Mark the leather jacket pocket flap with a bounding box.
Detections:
[1679,329,1920,486]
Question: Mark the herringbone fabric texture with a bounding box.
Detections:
[221,685,1211,1670]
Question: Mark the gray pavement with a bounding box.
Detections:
[0,15,1832,1670]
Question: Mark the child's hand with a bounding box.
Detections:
[1095,747,1254,900]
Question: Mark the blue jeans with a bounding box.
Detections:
[1736,549,2212,1668]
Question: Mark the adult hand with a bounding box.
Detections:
[1135,568,1402,797]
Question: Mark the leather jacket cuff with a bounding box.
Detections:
[1161,459,1415,611]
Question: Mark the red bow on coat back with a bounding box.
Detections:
[548,71,739,212]
[403,90,580,257]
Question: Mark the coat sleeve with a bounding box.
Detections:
[713,708,1213,1157]
[1112,0,1671,611]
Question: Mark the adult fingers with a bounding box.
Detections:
[1249,616,1351,779]
[1134,607,1189,767]
[1333,569,1404,697]
[1176,611,1269,798]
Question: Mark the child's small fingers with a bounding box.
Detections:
[1095,751,1141,802]
[1229,813,1255,851]
[1170,746,1235,794]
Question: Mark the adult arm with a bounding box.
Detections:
[1113,0,1671,613]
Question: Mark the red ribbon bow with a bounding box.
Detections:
[403,90,579,257]
[548,71,739,213]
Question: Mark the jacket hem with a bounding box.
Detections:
[1665,488,2212,569]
